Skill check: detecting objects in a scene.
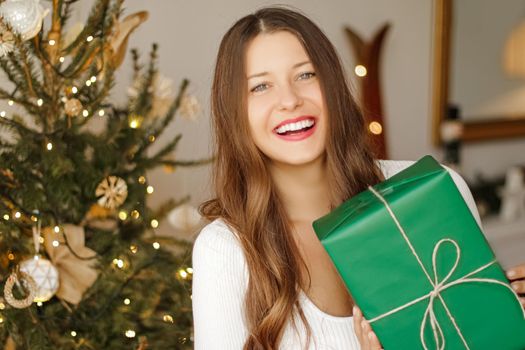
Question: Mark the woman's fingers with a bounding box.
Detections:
[507,264,525,280]
[354,306,383,349]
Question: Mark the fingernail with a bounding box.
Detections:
[512,282,519,290]
[368,331,374,340]
[361,320,366,329]
[507,270,516,278]
[352,306,356,315]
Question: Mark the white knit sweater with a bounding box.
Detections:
[191,160,482,350]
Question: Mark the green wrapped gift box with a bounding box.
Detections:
[312,155,525,350]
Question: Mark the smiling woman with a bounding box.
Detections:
[193,6,384,350]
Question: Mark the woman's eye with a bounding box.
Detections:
[251,83,269,93]
[298,72,316,80]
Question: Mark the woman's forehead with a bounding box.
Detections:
[245,32,311,77]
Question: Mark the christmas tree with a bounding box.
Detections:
[0,0,209,348]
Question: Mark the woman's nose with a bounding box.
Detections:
[278,84,303,111]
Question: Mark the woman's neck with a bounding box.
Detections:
[269,156,331,223]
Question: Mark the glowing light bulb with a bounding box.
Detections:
[98,109,105,117]
[86,35,94,42]
[46,142,53,151]
[152,242,160,250]
[118,211,127,220]
[368,121,383,135]
[0,111,6,117]
[163,314,174,323]
[125,330,136,338]
[48,39,56,46]
[3,214,9,220]
[129,245,138,254]
[124,298,131,305]
[82,110,89,117]
[54,226,60,233]
[85,80,92,87]
[71,331,77,337]
[151,219,159,228]
[71,86,78,94]
[354,65,367,77]
[37,99,43,106]
[52,240,59,247]
[59,57,65,63]
[14,212,21,219]
[8,100,13,106]
[146,186,154,194]
[90,76,97,82]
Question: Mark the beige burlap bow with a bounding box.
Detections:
[43,224,98,305]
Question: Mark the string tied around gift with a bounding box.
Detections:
[365,186,525,350]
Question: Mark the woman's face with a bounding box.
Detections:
[245,31,327,167]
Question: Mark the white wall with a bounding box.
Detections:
[5,1,523,236]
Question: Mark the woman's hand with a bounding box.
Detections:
[506,264,525,309]
[353,305,383,350]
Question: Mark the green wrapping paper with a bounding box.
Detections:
[312,155,525,350]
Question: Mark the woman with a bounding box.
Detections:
[192,6,525,349]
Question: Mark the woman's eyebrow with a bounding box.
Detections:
[247,61,311,80]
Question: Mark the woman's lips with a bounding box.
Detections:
[273,121,317,141]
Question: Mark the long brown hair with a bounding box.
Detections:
[199,6,383,349]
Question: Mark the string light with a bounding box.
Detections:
[0,302,5,310]
[368,121,383,135]
[163,314,174,323]
[118,211,127,220]
[48,39,56,46]
[125,330,136,338]
[54,226,60,233]
[354,65,367,77]
[129,245,138,254]
[186,267,193,274]
[123,298,131,305]
[37,99,43,106]
[70,331,77,337]
[0,317,3,324]
[178,268,188,279]
[129,119,139,129]
[86,35,94,42]
[113,258,124,269]
[152,242,160,250]
[59,57,65,63]
[0,111,6,117]
[71,86,78,94]
[3,214,9,220]
[37,302,43,307]
[39,236,44,244]
[46,142,53,151]
[98,109,105,117]
[138,176,146,184]
[146,186,154,194]
[14,212,21,219]
[8,100,13,106]
[82,109,89,117]
[150,219,159,228]
[85,80,92,87]
[52,240,59,247]
[90,76,97,82]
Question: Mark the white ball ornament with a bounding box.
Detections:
[0,0,49,41]
[19,255,59,302]
[167,203,202,231]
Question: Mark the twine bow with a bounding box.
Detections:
[43,224,98,305]
[366,186,525,350]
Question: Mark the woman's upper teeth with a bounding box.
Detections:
[275,119,314,134]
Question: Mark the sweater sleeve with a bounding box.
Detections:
[191,220,249,349]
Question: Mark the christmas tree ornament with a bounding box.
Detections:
[0,0,49,41]
[43,224,98,304]
[0,22,14,56]
[106,11,149,68]
[167,203,202,233]
[95,176,128,209]
[3,270,37,308]
[178,93,201,121]
[127,73,174,118]
[19,256,59,302]
[64,98,83,117]
[17,219,59,303]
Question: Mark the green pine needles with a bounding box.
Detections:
[0,0,209,348]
